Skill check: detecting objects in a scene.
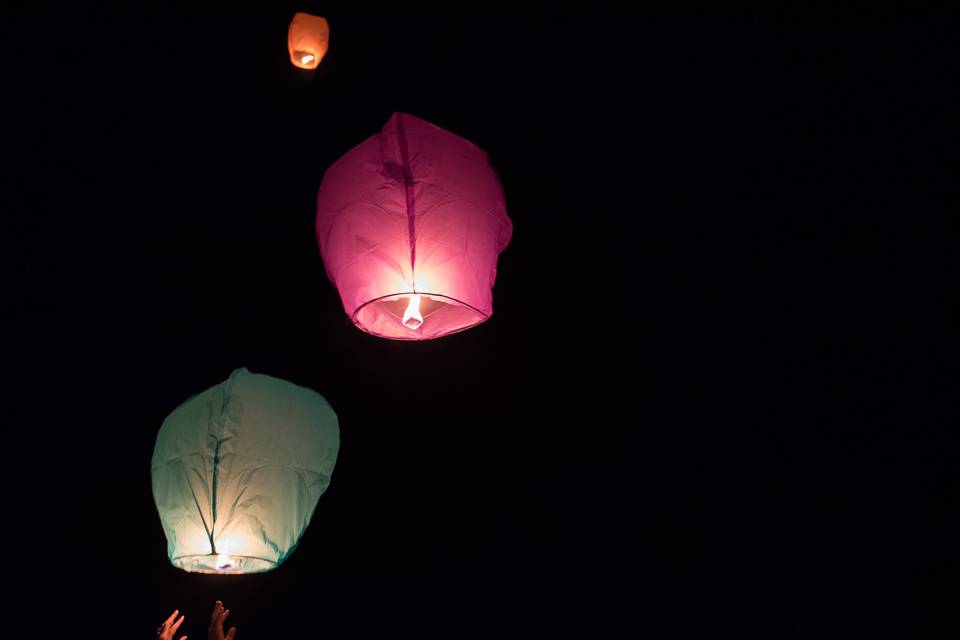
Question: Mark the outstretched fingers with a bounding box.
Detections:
[209,601,223,632]
[171,613,185,635]
[207,600,236,639]
[217,607,230,631]
[164,610,180,628]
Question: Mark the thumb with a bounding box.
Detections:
[226,628,237,640]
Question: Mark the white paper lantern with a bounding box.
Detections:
[151,368,339,573]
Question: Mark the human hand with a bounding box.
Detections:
[208,601,236,640]
[157,609,186,640]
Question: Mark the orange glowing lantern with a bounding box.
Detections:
[288,12,329,70]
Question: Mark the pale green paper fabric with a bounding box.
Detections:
[151,368,339,573]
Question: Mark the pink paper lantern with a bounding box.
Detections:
[316,113,513,340]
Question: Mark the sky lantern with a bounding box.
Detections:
[151,367,339,574]
[316,112,513,340]
[288,12,329,69]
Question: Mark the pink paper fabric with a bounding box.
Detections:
[316,113,513,339]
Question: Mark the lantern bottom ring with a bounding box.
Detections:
[351,291,490,340]
[171,553,278,575]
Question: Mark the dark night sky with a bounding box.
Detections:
[6,5,959,638]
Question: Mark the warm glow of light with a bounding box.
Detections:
[402,294,423,329]
[288,13,329,70]
[411,275,432,293]
[192,530,213,553]
[216,534,244,554]
[216,554,235,571]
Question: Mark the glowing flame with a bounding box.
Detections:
[300,53,315,65]
[402,294,423,329]
[216,554,235,571]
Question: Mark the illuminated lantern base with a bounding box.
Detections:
[355,292,487,339]
[171,553,274,575]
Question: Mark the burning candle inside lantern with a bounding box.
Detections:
[215,553,235,571]
[402,294,423,329]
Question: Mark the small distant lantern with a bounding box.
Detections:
[288,12,329,69]
[151,368,339,574]
[316,113,513,340]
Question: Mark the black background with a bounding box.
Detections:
[6,5,958,638]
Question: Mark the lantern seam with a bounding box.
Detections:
[395,113,418,289]
[209,370,241,552]
[179,460,213,549]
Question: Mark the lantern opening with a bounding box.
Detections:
[352,292,487,340]
[171,554,278,575]
[300,53,315,65]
